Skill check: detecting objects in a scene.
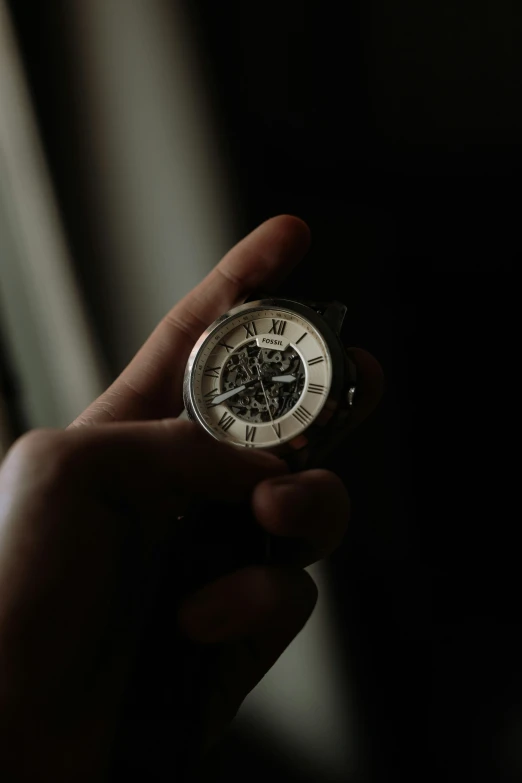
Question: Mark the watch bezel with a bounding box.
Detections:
[182,298,347,454]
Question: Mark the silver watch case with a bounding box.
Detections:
[183,298,355,463]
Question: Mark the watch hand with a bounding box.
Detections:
[209,374,261,406]
[270,375,296,383]
[255,361,275,424]
[209,384,247,405]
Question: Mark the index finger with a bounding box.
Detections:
[69,216,310,428]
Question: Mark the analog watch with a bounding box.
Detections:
[183,298,356,467]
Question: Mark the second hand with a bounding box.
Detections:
[255,360,275,425]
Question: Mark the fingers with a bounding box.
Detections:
[177,565,316,644]
[177,565,317,748]
[167,214,310,337]
[0,422,287,656]
[252,469,351,567]
[69,216,310,427]
[4,420,287,526]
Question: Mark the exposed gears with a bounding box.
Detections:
[222,340,305,423]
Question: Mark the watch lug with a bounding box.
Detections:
[321,301,347,335]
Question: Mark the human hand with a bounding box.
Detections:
[0,216,383,781]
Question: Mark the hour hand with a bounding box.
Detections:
[209,384,247,406]
[270,375,296,383]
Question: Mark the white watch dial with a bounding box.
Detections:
[189,307,332,448]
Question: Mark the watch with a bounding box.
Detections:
[182,297,357,468]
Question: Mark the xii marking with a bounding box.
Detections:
[269,319,286,336]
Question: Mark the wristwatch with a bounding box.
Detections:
[182,297,357,469]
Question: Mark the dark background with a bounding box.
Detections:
[7,1,519,780]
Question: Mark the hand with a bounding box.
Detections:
[0,420,286,781]
[0,216,383,781]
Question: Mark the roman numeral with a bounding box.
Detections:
[271,422,281,439]
[308,355,324,366]
[218,341,234,353]
[243,321,257,338]
[218,412,235,432]
[308,383,325,395]
[269,319,286,336]
[296,332,307,344]
[203,388,218,400]
[204,366,221,378]
[292,405,313,426]
[245,425,256,442]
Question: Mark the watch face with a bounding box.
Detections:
[187,304,333,448]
